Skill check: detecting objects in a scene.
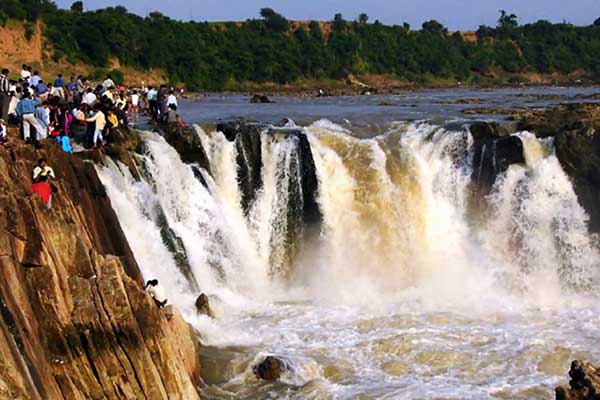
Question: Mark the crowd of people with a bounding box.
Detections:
[0,64,188,216]
[0,64,187,150]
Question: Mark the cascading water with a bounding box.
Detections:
[98,121,600,399]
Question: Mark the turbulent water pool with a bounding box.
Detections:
[98,88,600,399]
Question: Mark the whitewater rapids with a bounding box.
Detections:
[97,120,600,399]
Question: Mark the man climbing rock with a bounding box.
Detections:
[145,279,168,308]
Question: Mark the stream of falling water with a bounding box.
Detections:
[97,121,600,400]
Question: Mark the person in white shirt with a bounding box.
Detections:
[130,90,140,123]
[20,65,31,83]
[145,279,168,308]
[82,88,97,105]
[102,75,115,90]
[8,91,19,120]
[0,118,7,144]
[32,158,56,182]
[167,91,178,107]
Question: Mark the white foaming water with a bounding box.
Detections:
[98,123,600,399]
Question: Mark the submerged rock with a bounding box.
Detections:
[556,360,600,400]
[194,293,215,318]
[253,356,286,381]
[250,94,273,104]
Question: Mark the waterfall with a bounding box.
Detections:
[98,121,599,325]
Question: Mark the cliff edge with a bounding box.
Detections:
[0,130,202,399]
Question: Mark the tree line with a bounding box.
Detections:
[2,1,600,90]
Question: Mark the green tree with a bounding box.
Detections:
[70,1,83,13]
[421,20,447,35]
[333,13,346,31]
[260,8,288,32]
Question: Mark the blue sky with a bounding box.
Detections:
[54,0,600,30]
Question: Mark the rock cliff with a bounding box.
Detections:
[0,131,202,399]
[556,360,600,400]
[515,103,600,233]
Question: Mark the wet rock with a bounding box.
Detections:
[556,360,600,400]
[253,356,286,381]
[163,124,212,175]
[250,94,272,104]
[469,121,509,141]
[194,294,214,318]
[554,128,600,233]
[515,103,600,232]
[470,122,525,202]
[462,107,521,116]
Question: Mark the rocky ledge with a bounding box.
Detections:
[0,129,202,399]
[556,360,600,400]
[468,103,600,233]
[515,103,600,233]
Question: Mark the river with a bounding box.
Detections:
[99,87,600,399]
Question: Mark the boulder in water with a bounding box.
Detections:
[469,121,509,141]
[470,123,525,200]
[163,124,211,174]
[250,95,272,104]
[194,293,214,318]
[555,360,600,400]
[253,356,286,381]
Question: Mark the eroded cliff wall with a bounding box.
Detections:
[0,133,201,399]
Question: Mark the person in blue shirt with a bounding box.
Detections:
[34,100,50,139]
[54,74,64,88]
[30,71,41,88]
[53,74,65,99]
[60,135,73,153]
[16,92,44,145]
[36,80,49,100]
[66,76,77,103]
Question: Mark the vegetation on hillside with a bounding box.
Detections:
[2,1,600,90]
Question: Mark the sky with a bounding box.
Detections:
[54,0,600,30]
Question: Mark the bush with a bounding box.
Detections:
[109,69,125,86]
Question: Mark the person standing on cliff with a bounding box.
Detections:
[0,119,8,145]
[16,92,44,146]
[145,280,168,308]
[86,104,106,148]
[0,69,11,121]
[20,65,31,85]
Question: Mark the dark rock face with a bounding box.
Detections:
[469,122,526,203]
[0,132,202,399]
[216,122,265,215]
[163,124,211,175]
[516,104,600,233]
[194,294,214,318]
[235,125,264,215]
[554,129,600,233]
[153,204,199,292]
[556,360,600,400]
[253,356,286,381]
[216,122,322,276]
